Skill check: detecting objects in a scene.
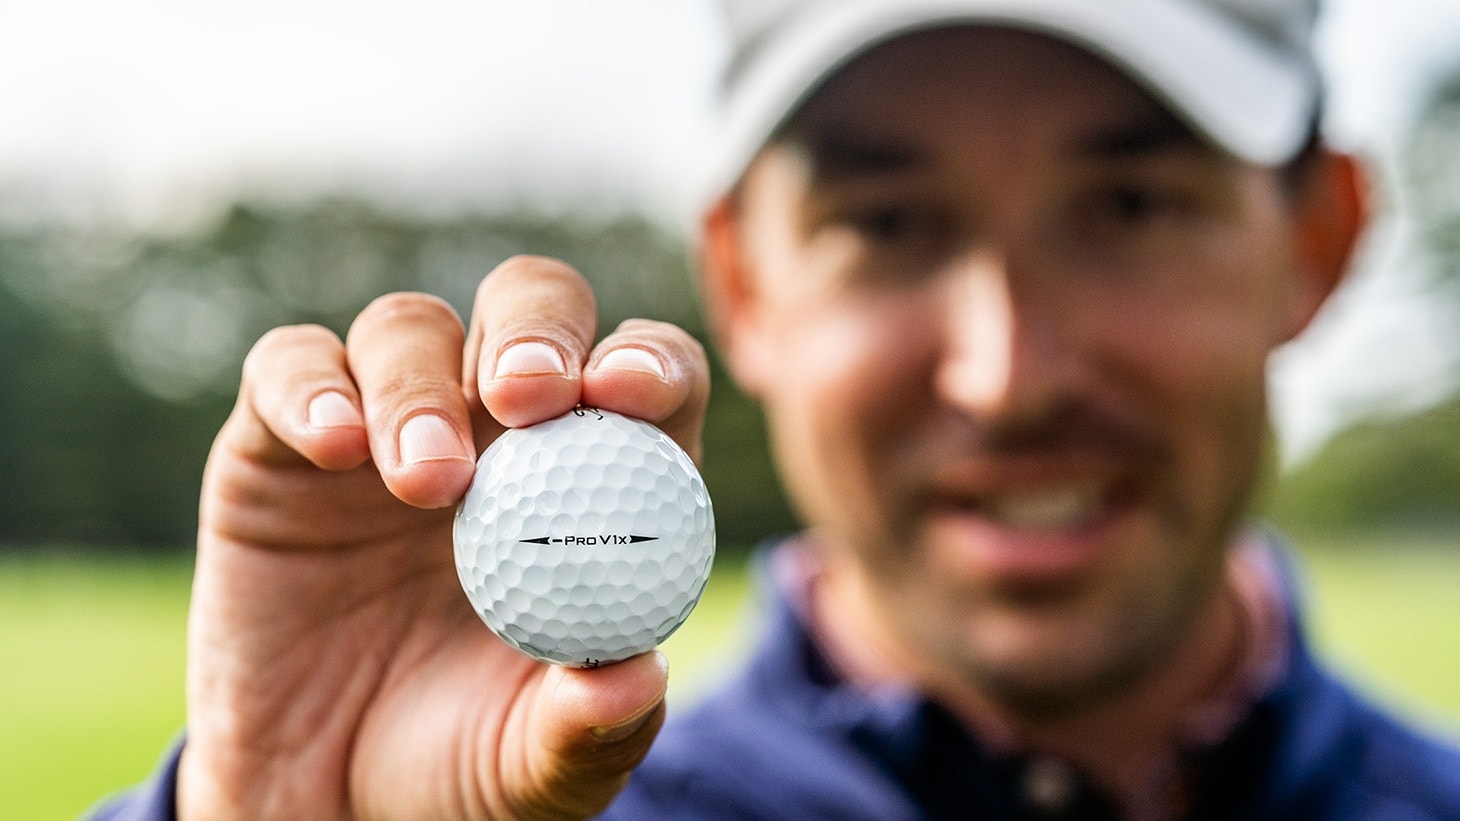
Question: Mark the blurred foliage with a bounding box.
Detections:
[1408,64,1460,294]
[0,261,221,544]
[1265,395,1460,533]
[1256,56,1460,537]
[1254,55,1460,535]
[1405,55,1460,396]
[0,201,797,549]
[6,172,1459,548]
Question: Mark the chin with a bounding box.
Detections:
[939,595,1180,719]
[966,644,1156,719]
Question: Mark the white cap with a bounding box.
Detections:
[704,0,1322,198]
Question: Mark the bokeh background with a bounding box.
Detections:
[1,1,1458,817]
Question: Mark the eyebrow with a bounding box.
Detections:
[1072,116,1207,160]
[796,130,928,183]
[790,111,1212,185]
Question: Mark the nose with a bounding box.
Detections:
[933,251,1082,422]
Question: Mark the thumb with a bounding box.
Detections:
[505,651,669,819]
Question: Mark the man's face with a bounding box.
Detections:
[712,28,1334,712]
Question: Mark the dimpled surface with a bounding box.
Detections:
[453,408,715,667]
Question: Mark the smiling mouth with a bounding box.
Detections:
[923,477,1146,583]
[975,486,1107,530]
[933,482,1130,533]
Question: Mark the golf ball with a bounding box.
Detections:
[453,407,715,667]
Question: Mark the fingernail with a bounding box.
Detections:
[494,341,566,378]
[307,391,361,429]
[399,414,467,465]
[596,347,666,379]
[590,698,663,743]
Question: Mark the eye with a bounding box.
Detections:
[856,206,916,238]
[1104,186,1168,223]
[1072,182,1197,244]
[844,203,948,247]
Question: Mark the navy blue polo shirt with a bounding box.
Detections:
[608,540,1460,819]
[92,538,1460,820]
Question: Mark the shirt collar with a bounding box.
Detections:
[749,528,1299,818]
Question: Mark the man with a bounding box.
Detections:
[96,1,1460,819]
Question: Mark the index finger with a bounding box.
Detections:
[465,255,599,430]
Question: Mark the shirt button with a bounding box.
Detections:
[1022,755,1079,814]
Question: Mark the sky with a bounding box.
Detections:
[0,0,727,224]
[1,0,1459,462]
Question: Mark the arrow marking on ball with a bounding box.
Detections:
[520,535,659,545]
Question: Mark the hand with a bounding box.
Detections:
[179,255,711,820]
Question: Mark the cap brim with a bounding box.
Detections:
[702,0,1318,202]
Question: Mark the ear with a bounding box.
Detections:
[1279,148,1369,343]
[699,195,775,398]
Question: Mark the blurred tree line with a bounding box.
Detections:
[5,61,1460,549]
[1408,64,1460,302]
[0,202,798,549]
[1266,62,1460,537]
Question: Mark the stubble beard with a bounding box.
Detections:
[942,439,1264,722]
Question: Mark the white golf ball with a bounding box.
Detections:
[453,407,715,667]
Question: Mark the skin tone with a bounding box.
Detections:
[700,28,1363,800]
[178,25,1364,821]
[181,258,710,819]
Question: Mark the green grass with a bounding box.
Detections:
[0,552,192,821]
[1293,534,1460,739]
[2,537,1458,820]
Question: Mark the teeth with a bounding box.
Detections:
[982,488,1102,529]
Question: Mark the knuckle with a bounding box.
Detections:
[489,320,585,356]
[477,255,595,307]
[611,319,708,363]
[473,258,599,356]
[610,317,670,335]
[252,322,336,352]
[241,324,338,383]
[490,254,583,283]
[352,292,463,339]
[365,370,460,408]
